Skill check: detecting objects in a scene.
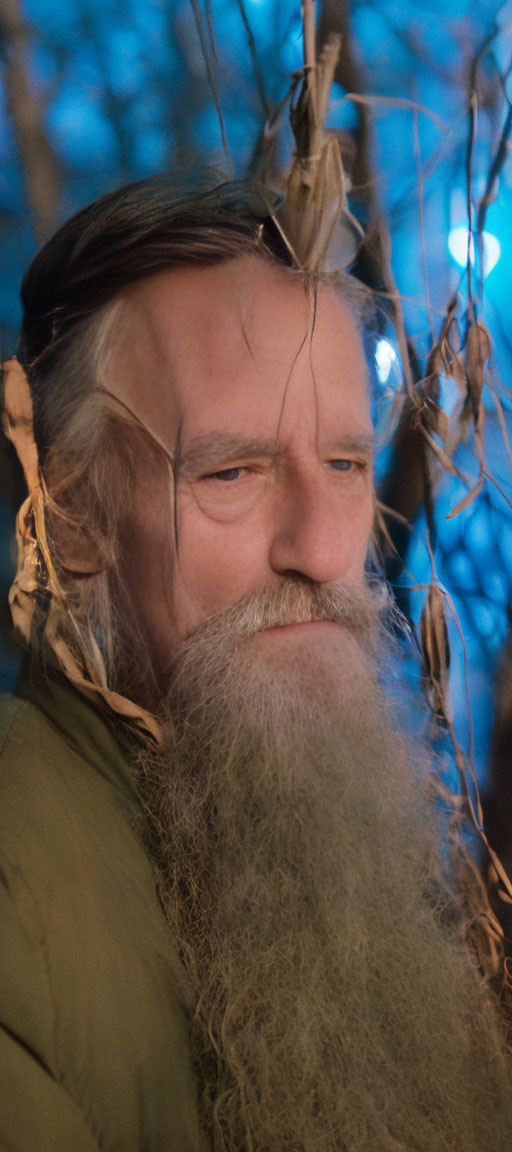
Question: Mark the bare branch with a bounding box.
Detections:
[189,0,233,173]
[0,0,60,240]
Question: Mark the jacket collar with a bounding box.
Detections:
[17,658,142,803]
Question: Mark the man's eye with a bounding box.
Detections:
[205,467,245,482]
[329,459,357,472]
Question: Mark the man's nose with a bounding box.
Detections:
[268,469,363,584]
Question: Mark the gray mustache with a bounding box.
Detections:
[177,576,387,652]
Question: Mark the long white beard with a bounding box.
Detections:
[138,578,511,1152]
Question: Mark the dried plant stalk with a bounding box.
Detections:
[281,7,353,273]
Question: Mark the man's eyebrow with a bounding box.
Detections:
[178,434,279,474]
[178,431,376,475]
[330,433,375,459]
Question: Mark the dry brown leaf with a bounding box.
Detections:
[420,427,460,476]
[465,321,491,421]
[281,29,354,272]
[339,91,447,131]
[420,585,451,718]
[446,316,461,355]
[2,357,39,491]
[49,629,162,745]
[488,379,512,472]
[445,475,484,520]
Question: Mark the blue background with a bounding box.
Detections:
[1,0,511,801]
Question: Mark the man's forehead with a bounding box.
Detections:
[109,256,369,448]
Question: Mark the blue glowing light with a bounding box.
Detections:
[448,226,501,277]
[375,338,398,385]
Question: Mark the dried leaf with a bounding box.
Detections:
[465,321,491,420]
[48,628,162,745]
[420,427,460,477]
[483,466,512,512]
[446,317,461,355]
[423,353,442,396]
[339,91,447,132]
[445,475,484,519]
[2,357,39,491]
[282,30,349,272]
[428,402,449,442]
[420,585,451,719]
[373,502,406,563]
[488,379,512,472]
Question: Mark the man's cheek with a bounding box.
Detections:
[178,522,267,613]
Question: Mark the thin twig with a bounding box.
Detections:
[414,108,434,343]
[465,27,498,315]
[189,0,233,173]
[333,92,448,132]
[235,0,271,119]
[377,217,416,399]
[476,103,512,236]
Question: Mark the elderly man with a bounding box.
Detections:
[0,177,510,1152]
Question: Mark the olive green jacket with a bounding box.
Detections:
[0,665,208,1151]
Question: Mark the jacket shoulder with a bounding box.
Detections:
[0,693,29,756]
[0,688,133,876]
[0,689,66,765]
[0,689,74,807]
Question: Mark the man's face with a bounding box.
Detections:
[112,255,375,679]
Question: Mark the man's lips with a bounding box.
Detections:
[258,620,342,635]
